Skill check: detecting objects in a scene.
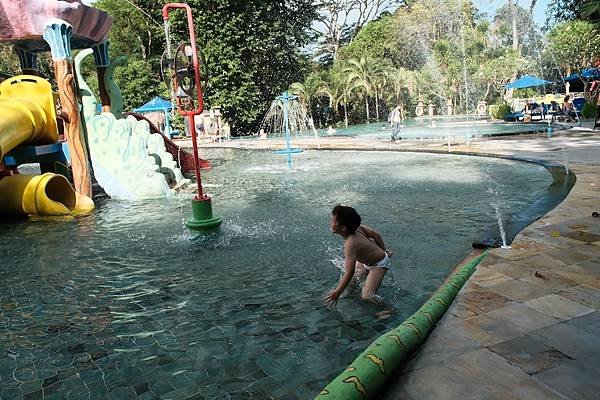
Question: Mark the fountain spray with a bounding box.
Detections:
[162,3,222,231]
[265,91,304,168]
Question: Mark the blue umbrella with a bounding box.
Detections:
[133,96,175,112]
[505,75,551,89]
[133,97,175,136]
[563,68,600,82]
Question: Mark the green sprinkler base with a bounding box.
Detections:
[185,197,222,231]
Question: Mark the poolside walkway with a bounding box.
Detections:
[379,129,600,400]
[191,127,600,400]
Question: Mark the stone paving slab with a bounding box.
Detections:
[523,294,594,320]
[488,335,571,375]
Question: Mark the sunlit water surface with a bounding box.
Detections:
[0,150,552,399]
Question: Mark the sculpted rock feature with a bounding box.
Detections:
[0,0,112,49]
[74,49,188,200]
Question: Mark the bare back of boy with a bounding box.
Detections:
[345,225,391,302]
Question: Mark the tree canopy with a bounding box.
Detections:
[92,0,317,134]
[0,0,597,134]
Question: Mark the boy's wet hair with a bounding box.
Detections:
[332,205,361,234]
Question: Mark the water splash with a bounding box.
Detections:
[260,95,314,137]
[487,185,511,249]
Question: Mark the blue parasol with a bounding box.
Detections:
[505,75,551,89]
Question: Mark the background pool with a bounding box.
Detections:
[256,118,551,141]
[0,150,552,399]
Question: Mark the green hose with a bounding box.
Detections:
[316,251,488,400]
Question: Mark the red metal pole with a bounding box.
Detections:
[163,3,206,200]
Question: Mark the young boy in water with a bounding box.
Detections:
[325,205,393,306]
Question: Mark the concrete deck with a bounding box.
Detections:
[190,127,600,400]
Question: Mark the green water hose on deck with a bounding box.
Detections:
[316,251,488,400]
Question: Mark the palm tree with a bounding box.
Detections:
[581,0,600,26]
[344,56,385,123]
[372,69,390,122]
[330,72,354,128]
[386,67,417,120]
[289,72,329,123]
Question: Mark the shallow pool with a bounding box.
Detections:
[0,150,552,398]
[260,118,552,141]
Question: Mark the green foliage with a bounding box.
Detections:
[547,0,600,25]
[489,102,512,119]
[0,44,56,85]
[96,0,317,135]
[96,0,165,60]
[337,15,396,63]
[0,44,21,77]
[547,21,600,71]
[189,0,317,134]
[475,49,529,101]
[582,101,598,118]
[513,88,537,98]
[113,59,168,111]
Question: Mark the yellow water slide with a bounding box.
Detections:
[0,75,93,218]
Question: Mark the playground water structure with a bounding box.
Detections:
[0,0,204,221]
[0,149,556,398]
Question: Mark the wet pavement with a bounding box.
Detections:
[187,126,600,400]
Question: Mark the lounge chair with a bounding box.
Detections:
[528,103,546,121]
[503,111,524,122]
[547,101,563,122]
[573,98,585,114]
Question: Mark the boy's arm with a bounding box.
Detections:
[325,241,357,304]
[360,225,386,250]
[360,224,394,257]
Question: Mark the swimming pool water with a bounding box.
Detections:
[0,150,552,399]
[258,118,551,140]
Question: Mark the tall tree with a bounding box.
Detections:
[547,20,600,100]
[289,72,329,122]
[188,1,317,134]
[492,3,541,58]
[344,56,386,122]
[315,0,402,62]
[336,13,396,63]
